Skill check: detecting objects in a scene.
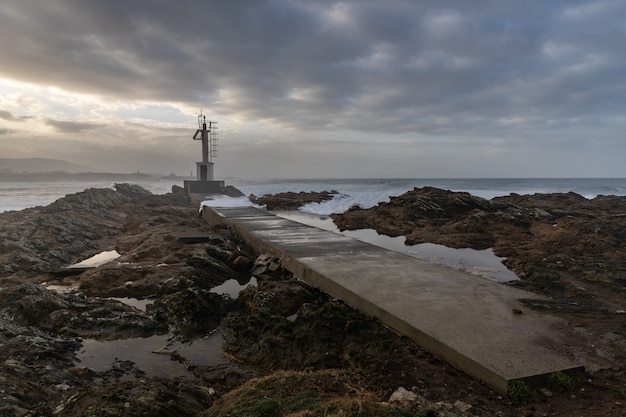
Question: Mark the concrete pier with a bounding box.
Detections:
[202,205,583,395]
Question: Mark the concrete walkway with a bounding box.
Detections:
[202,205,582,395]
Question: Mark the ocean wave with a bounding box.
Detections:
[201,196,262,208]
[299,192,392,215]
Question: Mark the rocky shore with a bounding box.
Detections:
[1,184,624,416]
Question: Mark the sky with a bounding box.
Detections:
[0,0,625,179]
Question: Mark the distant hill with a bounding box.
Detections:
[0,158,90,174]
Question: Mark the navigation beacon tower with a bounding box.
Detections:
[184,112,225,194]
[193,113,217,181]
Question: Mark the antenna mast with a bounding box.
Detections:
[192,111,218,180]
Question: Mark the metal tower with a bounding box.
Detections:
[192,113,218,181]
[184,112,225,194]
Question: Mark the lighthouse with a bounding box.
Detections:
[184,112,226,194]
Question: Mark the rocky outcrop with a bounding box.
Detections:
[249,190,339,210]
[0,184,158,280]
[332,187,626,294]
[1,184,625,417]
[0,284,165,339]
[0,185,255,416]
[331,186,626,385]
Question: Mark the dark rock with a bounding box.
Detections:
[249,190,338,210]
[331,187,626,298]
[56,379,214,417]
[250,254,291,281]
[222,185,245,197]
[223,281,404,372]
[0,184,156,281]
[0,284,165,339]
[148,287,226,337]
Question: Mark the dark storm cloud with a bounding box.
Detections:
[1,0,625,139]
[45,119,100,133]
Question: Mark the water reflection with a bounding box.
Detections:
[210,276,257,297]
[76,331,227,379]
[272,210,519,283]
[110,297,154,312]
[71,250,120,268]
[43,282,80,293]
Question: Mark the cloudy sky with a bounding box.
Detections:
[1,0,625,178]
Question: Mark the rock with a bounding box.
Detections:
[2,182,625,417]
[148,287,226,337]
[0,185,259,416]
[539,388,554,397]
[453,399,473,412]
[0,184,157,281]
[332,186,626,317]
[249,190,338,210]
[389,386,418,405]
[0,284,165,339]
[230,254,254,271]
[251,254,285,278]
[55,379,214,417]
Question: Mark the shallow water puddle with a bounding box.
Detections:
[210,276,257,298]
[109,297,154,311]
[70,250,120,268]
[273,211,519,282]
[76,331,228,379]
[43,282,81,293]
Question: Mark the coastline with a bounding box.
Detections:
[0,184,625,416]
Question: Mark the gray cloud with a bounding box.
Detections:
[0,0,625,177]
[45,119,101,133]
[0,110,29,122]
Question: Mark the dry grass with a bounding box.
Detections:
[201,369,418,417]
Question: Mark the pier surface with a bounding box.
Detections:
[203,205,582,394]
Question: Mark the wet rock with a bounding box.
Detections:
[3,182,625,417]
[229,254,254,272]
[0,184,156,281]
[223,281,407,372]
[332,186,626,306]
[0,316,82,415]
[251,254,280,274]
[0,284,165,339]
[249,190,339,210]
[148,287,226,337]
[55,379,214,417]
[0,184,260,415]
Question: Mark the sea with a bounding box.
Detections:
[2,177,625,215]
[207,177,626,215]
[2,177,625,284]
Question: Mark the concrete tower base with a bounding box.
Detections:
[184,180,225,194]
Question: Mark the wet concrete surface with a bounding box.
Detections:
[203,205,583,394]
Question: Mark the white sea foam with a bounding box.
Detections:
[299,192,391,215]
[201,193,386,216]
[3,177,626,213]
[201,196,261,208]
